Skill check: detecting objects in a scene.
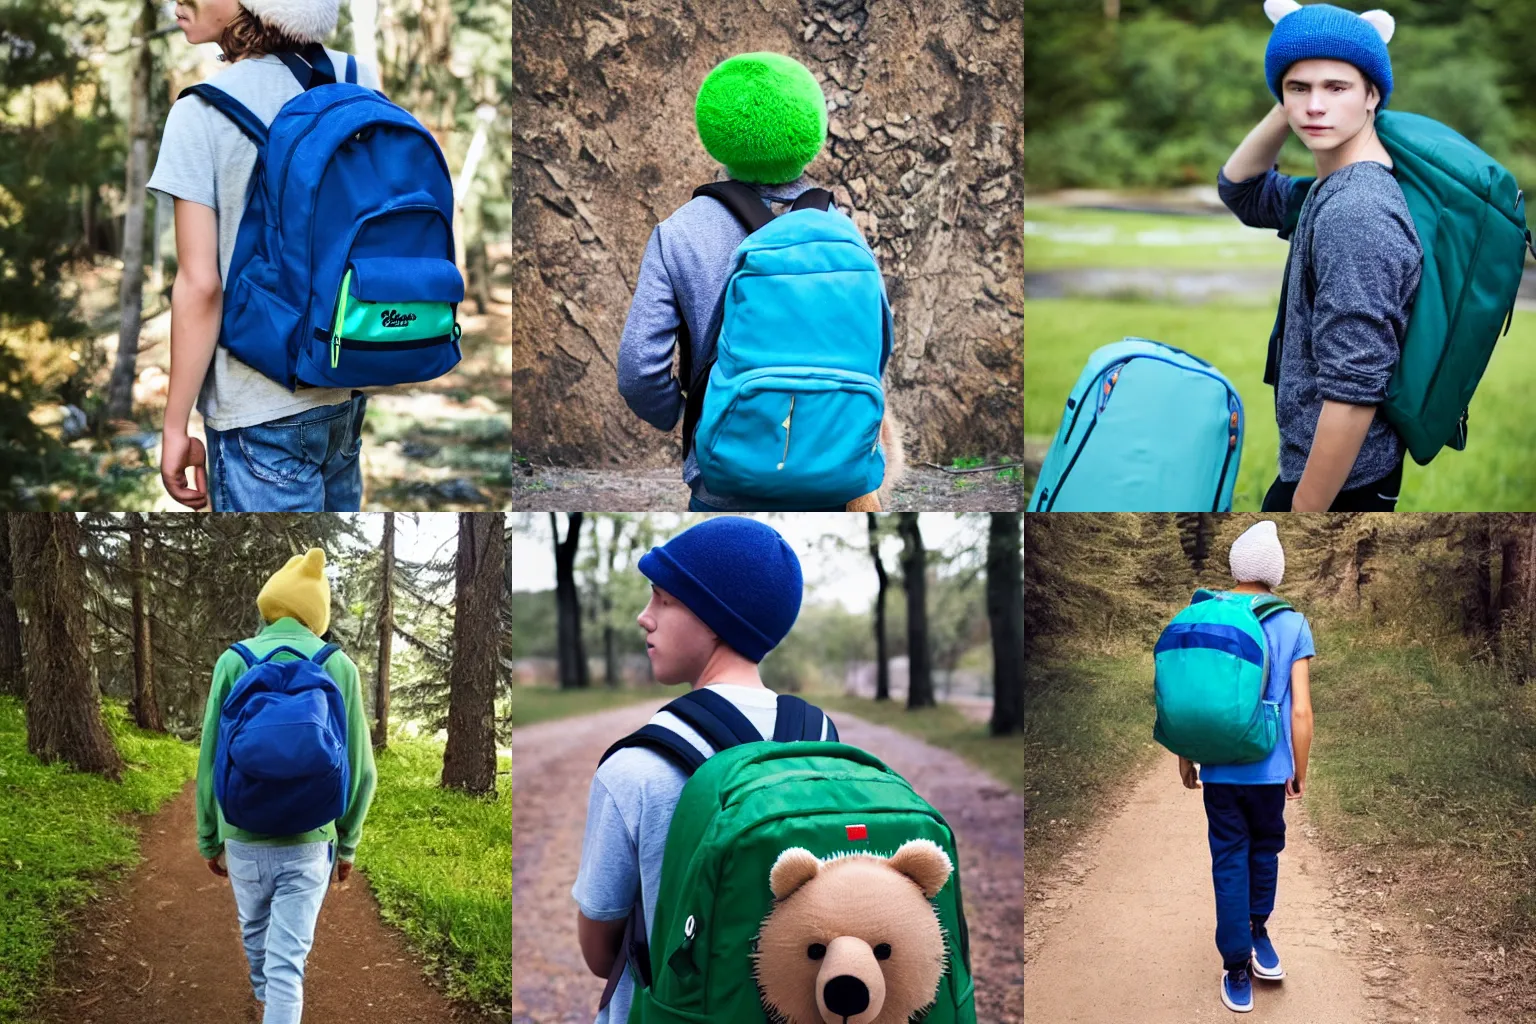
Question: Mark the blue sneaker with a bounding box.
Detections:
[1221,967,1254,1013]
[1251,930,1284,980]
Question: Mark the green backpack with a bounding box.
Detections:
[597,688,976,1023]
[1152,589,1293,765]
[1279,110,1533,465]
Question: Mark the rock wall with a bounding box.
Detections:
[512,0,1022,467]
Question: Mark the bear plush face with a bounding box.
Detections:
[753,839,953,1024]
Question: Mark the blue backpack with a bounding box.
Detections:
[179,43,463,392]
[679,183,892,509]
[1030,338,1244,512]
[213,641,350,836]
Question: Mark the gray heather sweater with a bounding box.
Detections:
[616,173,859,510]
[1218,160,1422,489]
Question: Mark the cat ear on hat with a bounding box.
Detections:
[1264,0,1302,24]
[1359,9,1395,42]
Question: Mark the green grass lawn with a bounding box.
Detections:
[1024,297,1536,510]
[0,697,198,1024]
[1025,206,1289,270]
[357,738,511,1016]
[508,684,663,728]
[812,694,1024,795]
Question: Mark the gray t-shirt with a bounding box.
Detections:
[1218,160,1423,489]
[147,50,381,431]
[571,684,829,1024]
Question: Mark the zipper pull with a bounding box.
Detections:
[777,396,794,470]
[332,331,340,369]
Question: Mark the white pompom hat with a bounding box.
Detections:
[240,0,339,44]
[1229,520,1286,589]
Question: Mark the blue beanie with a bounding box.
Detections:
[637,516,803,663]
[1265,3,1393,110]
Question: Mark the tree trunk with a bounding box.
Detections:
[551,512,589,689]
[11,514,123,779]
[867,513,891,702]
[442,513,503,795]
[0,517,23,699]
[1500,534,1524,619]
[127,514,164,731]
[1525,514,1536,682]
[987,513,1024,736]
[373,511,395,748]
[350,0,379,74]
[898,513,934,710]
[511,0,1022,467]
[105,0,157,422]
[603,520,620,687]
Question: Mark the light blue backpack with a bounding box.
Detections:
[680,183,892,509]
[1029,338,1243,512]
[179,43,463,392]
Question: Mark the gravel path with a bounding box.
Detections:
[510,700,1023,1023]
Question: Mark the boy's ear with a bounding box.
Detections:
[769,847,821,900]
[1359,9,1395,43]
[1264,0,1302,25]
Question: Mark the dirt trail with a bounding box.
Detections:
[1025,761,1477,1024]
[34,783,496,1024]
[511,700,1023,1023]
[510,465,1022,511]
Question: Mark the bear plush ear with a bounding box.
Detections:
[887,839,953,899]
[770,847,821,900]
[1264,0,1302,25]
[1359,9,1395,43]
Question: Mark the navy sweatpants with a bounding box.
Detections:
[1202,782,1287,969]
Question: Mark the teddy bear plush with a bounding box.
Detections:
[753,838,953,1024]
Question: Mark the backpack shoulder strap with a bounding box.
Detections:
[790,187,833,212]
[256,644,320,665]
[310,643,342,665]
[598,724,707,776]
[692,181,774,234]
[1250,594,1294,622]
[345,54,358,85]
[771,694,835,742]
[663,687,762,749]
[276,43,338,89]
[228,642,258,669]
[177,84,269,149]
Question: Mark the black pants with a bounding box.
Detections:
[1262,459,1403,512]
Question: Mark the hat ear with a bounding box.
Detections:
[886,839,953,899]
[1359,9,1395,43]
[769,847,821,900]
[1264,0,1302,24]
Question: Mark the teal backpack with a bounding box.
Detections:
[1279,110,1534,465]
[680,182,893,510]
[1153,589,1293,765]
[596,688,975,1023]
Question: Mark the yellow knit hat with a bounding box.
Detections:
[256,548,331,636]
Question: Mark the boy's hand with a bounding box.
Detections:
[1286,775,1305,800]
[335,860,353,883]
[1178,756,1201,790]
[161,428,209,509]
[206,854,227,877]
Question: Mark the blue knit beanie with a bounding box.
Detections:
[637,516,803,663]
[1264,2,1395,110]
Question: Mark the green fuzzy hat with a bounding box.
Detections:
[694,52,827,185]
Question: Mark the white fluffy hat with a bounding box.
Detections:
[240,0,339,44]
[1229,520,1285,589]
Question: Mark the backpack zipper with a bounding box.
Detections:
[777,396,794,470]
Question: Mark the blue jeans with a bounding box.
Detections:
[1203,783,1287,969]
[206,393,367,511]
[225,840,333,1024]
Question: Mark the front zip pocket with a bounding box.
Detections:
[696,367,885,506]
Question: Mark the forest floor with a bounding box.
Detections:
[510,700,1024,1022]
[31,783,498,1024]
[1025,759,1481,1024]
[509,464,1023,511]
[41,249,512,511]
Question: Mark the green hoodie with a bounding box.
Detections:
[195,617,377,862]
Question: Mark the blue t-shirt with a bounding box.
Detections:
[1199,608,1315,786]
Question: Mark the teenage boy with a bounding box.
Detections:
[1179,521,1315,1013]
[1218,2,1421,511]
[571,516,828,1022]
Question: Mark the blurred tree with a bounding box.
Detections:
[988,513,1024,736]
[373,511,395,748]
[0,521,23,698]
[552,512,589,690]
[867,513,892,702]
[898,513,934,710]
[126,511,163,731]
[442,512,502,795]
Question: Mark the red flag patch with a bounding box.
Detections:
[846,824,867,841]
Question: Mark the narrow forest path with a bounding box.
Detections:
[33,783,495,1024]
[1025,760,1479,1024]
[510,700,1024,1023]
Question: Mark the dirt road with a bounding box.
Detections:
[33,784,495,1024]
[511,700,1023,1023]
[510,464,1022,511]
[1025,761,1477,1024]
